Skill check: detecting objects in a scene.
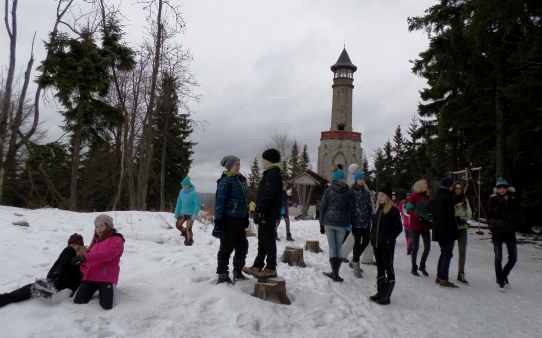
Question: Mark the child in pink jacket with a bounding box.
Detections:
[71,214,125,310]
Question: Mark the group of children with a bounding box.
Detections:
[0,214,125,310]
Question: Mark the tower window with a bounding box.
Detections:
[338,124,345,130]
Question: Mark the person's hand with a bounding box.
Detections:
[503,195,509,200]
[456,202,464,208]
[490,194,496,198]
[71,255,86,265]
[212,219,223,238]
[255,212,266,225]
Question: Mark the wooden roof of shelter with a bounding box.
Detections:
[289,170,329,186]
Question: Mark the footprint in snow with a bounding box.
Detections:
[97,331,116,338]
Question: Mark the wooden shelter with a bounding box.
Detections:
[289,170,329,220]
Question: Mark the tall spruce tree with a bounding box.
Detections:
[247,157,261,202]
[288,141,301,178]
[300,144,310,171]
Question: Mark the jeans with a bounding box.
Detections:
[411,230,431,269]
[277,214,292,237]
[325,225,347,258]
[374,245,396,281]
[437,241,455,281]
[492,232,517,283]
[352,228,371,263]
[457,228,468,274]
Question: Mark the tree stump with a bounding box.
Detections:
[252,276,291,305]
[304,240,323,253]
[280,246,306,267]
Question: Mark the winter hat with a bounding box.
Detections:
[440,177,454,188]
[496,177,509,188]
[262,149,280,163]
[94,214,114,228]
[68,233,84,246]
[354,172,366,182]
[181,177,192,187]
[348,164,359,174]
[332,168,345,181]
[220,156,239,171]
[378,182,393,199]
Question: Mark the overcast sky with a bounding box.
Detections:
[1,0,436,193]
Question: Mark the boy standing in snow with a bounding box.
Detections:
[213,156,250,284]
[174,177,201,246]
[431,177,459,288]
[243,149,283,279]
[487,178,519,292]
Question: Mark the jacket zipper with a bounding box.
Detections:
[232,203,237,214]
[103,263,108,276]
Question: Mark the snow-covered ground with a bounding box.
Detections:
[1,205,541,338]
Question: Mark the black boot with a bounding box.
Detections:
[332,257,344,282]
[217,273,235,285]
[369,276,387,302]
[377,280,395,305]
[411,265,420,277]
[323,259,335,280]
[419,265,429,277]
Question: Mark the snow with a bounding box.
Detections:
[1,205,541,338]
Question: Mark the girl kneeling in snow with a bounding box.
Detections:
[369,184,403,305]
[0,234,85,308]
[71,215,125,310]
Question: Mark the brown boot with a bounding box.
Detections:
[242,266,262,277]
[439,279,459,289]
[435,277,441,284]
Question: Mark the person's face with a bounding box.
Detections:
[377,192,387,204]
[356,178,364,186]
[422,181,428,192]
[392,194,397,201]
[95,222,108,238]
[497,186,508,195]
[183,185,190,190]
[230,160,240,174]
[262,159,271,170]
[371,191,376,198]
[455,184,463,195]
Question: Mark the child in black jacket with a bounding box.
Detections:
[0,234,85,308]
[369,183,403,305]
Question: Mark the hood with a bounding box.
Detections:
[331,180,349,192]
[268,163,284,172]
[436,186,453,195]
[222,171,247,182]
[114,233,125,243]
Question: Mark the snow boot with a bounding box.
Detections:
[503,277,510,289]
[369,276,387,302]
[332,257,344,282]
[323,259,335,280]
[232,270,249,281]
[411,265,420,277]
[457,272,469,285]
[341,257,349,263]
[498,282,505,292]
[217,273,235,285]
[419,266,429,277]
[406,249,412,255]
[352,262,363,278]
[439,279,459,289]
[435,277,441,284]
[242,266,262,277]
[254,269,277,279]
[286,233,295,241]
[377,280,395,305]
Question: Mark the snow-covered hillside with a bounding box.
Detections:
[1,205,541,338]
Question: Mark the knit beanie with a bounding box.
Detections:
[220,156,239,171]
[348,164,359,174]
[332,168,345,181]
[94,214,114,228]
[354,172,366,182]
[181,177,192,187]
[68,233,84,246]
[440,177,454,188]
[378,182,393,199]
[262,149,280,163]
[496,177,508,188]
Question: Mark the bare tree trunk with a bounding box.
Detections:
[159,109,171,211]
[495,60,507,179]
[137,0,164,211]
[69,102,84,211]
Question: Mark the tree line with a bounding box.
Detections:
[370,0,541,230]
[1,0,199,212]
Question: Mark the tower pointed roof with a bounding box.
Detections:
[330,48,357,72]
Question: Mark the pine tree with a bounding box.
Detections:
[247,157,261,202]
[300,144,310,171]
[288,141,301,178]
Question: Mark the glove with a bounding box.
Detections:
[347,225,352,232]
[212,219,222,239]
[320,224,325,234]
[254,212,266,225]
[71,255,86,265]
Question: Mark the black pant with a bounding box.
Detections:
[253,220,278,271]
[374,245,396,281]
[436,241,455,281]
[73,281,116,310]
[411,230,431,269]
[492,231,517,283]
[216,216,249,274]
[352,228,371,263]
[0,284,32,307]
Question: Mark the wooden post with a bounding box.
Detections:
[252,276,291,305]
[280,246,306,267]
[466,167,491,227]
[304,240,323,253]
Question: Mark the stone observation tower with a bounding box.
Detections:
[317,48,363,180]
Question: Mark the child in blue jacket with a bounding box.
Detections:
[174,177,201,245]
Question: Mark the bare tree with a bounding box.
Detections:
[265,130,293,176]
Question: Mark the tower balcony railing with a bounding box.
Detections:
[321,131,362,141]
